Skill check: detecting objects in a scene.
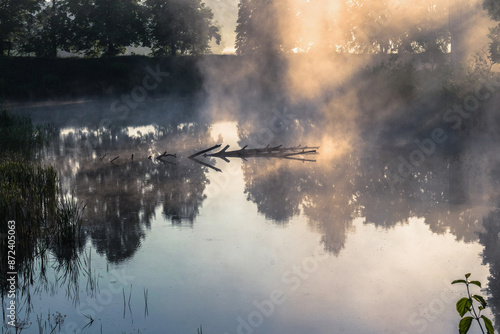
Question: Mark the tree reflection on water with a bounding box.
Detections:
[47,122,217,264]
[4,98,500,331]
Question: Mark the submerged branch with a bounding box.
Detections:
[156,151,177,160]
[188,157,222,172]
[201,144,319,161]
[188,144,222,158]
[93,143,317,173]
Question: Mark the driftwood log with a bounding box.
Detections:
[188,145,319,171]
[190,144,318,162]
[98,144,317,171]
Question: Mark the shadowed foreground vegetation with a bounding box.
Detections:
[0,110,56,156]
[0,110,85,294]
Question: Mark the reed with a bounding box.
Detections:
[0,161,87,281]
[144,287,149,317]
[81,312,94,331]
[0,160,58,228]
[123,287,126,318]
[0,110,56,160]
[0,160,58,282]
[54,195,86,248]
[0,111,86,298]
[128,284,133,306]
[82,250,100,296]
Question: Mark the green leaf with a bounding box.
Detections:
[465,273,471,279]
[456,297,472,317]
[482,315,495,334]
[473,295,487,308]
[470,281,482,288]
[452,279,467,285]
[459,317,473,334]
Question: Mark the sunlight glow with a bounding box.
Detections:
[126,125,156,138]
[60,127,90,137]
[210,121,239,147]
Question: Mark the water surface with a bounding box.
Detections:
[4,99,500,334]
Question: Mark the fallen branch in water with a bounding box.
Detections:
[188,144,222,158]
[284,156,317,163]
[157,159,176,165]
[188,157,222,172]
[156,151,177,160]
[281,150,317,158]
[197,144,319,160]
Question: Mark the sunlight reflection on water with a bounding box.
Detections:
[5,102,500,334]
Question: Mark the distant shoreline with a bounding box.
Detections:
[0,53,454,104]
[0,55,221,103]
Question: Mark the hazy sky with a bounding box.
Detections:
[204,0,239,53]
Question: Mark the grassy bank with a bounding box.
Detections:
[0,56,207,101]
[0,53,448,103]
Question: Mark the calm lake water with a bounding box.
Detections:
[4,97,500,334]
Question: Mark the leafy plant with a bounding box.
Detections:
[452,273,495,334]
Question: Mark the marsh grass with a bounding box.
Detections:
[0,162,86,273]
[0,110,59,241]
[81,312,94,331]
[82,250,99,297]
[0,160,58,229]
[54,195,86,248]
[122,284,134,319]
[0,160,59,281]
[0,111,86,298]
[144,287,149,317]
[0,110,57,160]
[34,311,66,334]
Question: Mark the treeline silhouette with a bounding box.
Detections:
[0,56,206,100]
[4,0,500,62]
[0,0,220,57]
[234,0,500,64]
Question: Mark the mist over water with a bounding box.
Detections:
[10,70,500,330]
[4,0,500,333]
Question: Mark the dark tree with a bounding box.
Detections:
[145,0,220,56]
[235,0,284,55]
[0,0,41,56]
[484,0,500,63]
[65,0,145,57]
[19,0,72,57]
[488,25,500,63]
[335,0,449,55]
[334,0,393,54]
[484,0,500,20]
